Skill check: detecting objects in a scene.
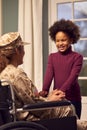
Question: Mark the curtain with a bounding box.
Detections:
[18,0,43,91]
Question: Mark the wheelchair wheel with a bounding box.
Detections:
[0,121,48,130]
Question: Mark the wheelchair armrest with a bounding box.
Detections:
[21,100,71,111]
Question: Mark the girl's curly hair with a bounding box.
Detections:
[49,19,80,44]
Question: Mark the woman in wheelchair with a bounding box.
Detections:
[0,32,87,130]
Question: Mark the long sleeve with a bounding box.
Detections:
[60,54,83,92]
[13,71,37,104]
[43,54,54,92]
[14,70,48,104]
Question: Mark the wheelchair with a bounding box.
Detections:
[0,79,77,130]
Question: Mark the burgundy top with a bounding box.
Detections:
[43,46,83,101]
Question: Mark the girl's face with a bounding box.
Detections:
[55,31,72,52]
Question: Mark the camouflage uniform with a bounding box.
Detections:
[0,64,74,121]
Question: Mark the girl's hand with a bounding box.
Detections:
[39,90,48,97]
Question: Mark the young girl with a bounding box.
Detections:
[39,19,83,119]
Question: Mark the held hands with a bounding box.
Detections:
[47,89,65,101]
[39,90,48,97]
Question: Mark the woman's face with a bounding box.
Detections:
[55,31,71,52]
[17,45,25,65]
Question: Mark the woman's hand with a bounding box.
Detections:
[47,89,65,101]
